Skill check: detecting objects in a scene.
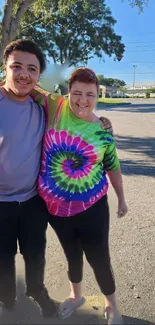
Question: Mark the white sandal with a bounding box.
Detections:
[105,309,123,325]
[58,296,85,320]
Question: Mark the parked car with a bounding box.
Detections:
[111,93,129,98]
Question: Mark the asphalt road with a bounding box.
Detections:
[0,99,155,324]
[96,99,155,323]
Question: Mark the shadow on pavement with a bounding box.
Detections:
[0,277,104,325]
[0,277,57,324]
[0,277,154,324]
[115,135,155,177]
[119,160,155,177]
[122,315,155,325]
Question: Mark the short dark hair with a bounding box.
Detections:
[4,39,46,74]
[68,68,99,93]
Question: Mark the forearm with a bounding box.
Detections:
[107,168,125,201]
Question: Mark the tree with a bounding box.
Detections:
[145,88,155,98]
[127,0,149,12]
[0,0,36,62]
[97,75,105,85]
[0,0,75,62]
[16,0,125,66]
[118,86,128,93]
[97,75,126,87]
[0,62,4,81]
[0,0,149,63]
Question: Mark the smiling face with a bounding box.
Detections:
[4,50,40,101]
[69,81,98,120]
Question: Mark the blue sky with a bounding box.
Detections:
[88,0,155,85]
[0,0,155,85]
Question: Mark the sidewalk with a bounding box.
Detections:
[0,254,106,324]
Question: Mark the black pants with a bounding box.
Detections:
[0,195,48,305]
[48,195,115,296]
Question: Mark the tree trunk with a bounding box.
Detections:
[0,0,36,62]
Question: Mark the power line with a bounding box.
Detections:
[125,32,155,39]
[125,40,155,44]
[125,50,155,52]
[126,45,155,48]
[119,61,155,63]
[102,72,155,75]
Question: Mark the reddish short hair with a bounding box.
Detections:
[68,68,99,93]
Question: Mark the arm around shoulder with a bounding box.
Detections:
[100,116,114,135]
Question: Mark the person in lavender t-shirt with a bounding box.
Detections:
[0,39,56,316]
[0,38,113,318]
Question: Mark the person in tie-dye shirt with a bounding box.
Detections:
[33,68,128,324]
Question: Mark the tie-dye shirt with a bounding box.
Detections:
[31,88,120,217]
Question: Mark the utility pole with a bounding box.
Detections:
[132,65,137,98]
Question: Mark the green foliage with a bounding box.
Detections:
[97,75,105,84]
[0,0,149,65]
[118,86,128,93]
[12,0,23,17]
[145,88,155,98]
[33,0,76,14]
[0,62,4,81]
[97,75,126,87]
[17,0,125,66]
[127,0,149,12]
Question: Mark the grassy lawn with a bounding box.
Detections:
[98,98,125,105]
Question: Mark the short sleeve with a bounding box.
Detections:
[30,86,65,129]
[103,138,120,171]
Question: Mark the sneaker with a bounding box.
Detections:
[3,298,16,312]
[27,288,57,317]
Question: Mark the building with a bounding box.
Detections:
[99,85,119,98]
[99,81,155,98]
[126,81,155,97]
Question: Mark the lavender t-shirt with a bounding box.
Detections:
[0,88,45,202]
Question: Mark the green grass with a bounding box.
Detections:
[98,98,123,104]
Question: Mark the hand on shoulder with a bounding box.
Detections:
[100,117,113,135]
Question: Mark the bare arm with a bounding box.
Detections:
[107,168,128,217]
[107,168,125,201]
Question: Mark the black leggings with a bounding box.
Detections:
[0,195,48,305]
[48,195,115,296]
